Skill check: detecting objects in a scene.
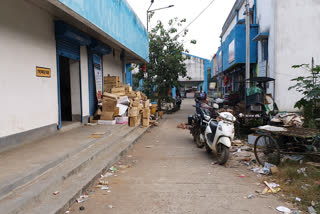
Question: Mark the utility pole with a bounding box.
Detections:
[245,0,250,88]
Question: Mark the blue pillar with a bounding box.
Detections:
[172,87,176,98]
[125,64,132,86]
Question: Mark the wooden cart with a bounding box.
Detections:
[251,127,320,166]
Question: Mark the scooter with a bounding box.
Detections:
[203,112,236,165]
[189,99,219,148]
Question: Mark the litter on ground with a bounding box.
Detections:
[276,206,291,213]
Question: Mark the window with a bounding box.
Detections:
[262,39,268,61]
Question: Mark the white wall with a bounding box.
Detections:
[274,0,320,111]
[70,60,81,117]
[102,50,123,81]
[222,17,237,42]
[179,55,204,82]
[0,0,57,137]
[256,0,276,97]
[80,46,90,117]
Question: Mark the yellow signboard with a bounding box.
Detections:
[36,67,51,77]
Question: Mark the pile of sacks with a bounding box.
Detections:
[271,113,304,128]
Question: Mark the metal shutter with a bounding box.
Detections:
[56,39,80,61]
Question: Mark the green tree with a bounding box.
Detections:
[289,58,320,128]
[136,18,195,109]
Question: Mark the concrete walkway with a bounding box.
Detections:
[0,122,148,214]
[68,99,285,214]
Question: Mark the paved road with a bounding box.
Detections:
[70,99,283,214]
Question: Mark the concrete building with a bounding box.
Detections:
[213,0,320,111]
[179,53,213,97]
[0,0,148,151]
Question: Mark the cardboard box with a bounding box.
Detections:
[129,114,141,127]
[114,107,120,116]
[128,107,139,117]
[143,118,150,127]
[144,100,150,108]
[102,99,117,112]
[98,120,116,125]
[103,92,118,100]
[111,87,125,94]
[132,100,140,107]
[100,112,114,120]
[143,108,150,118]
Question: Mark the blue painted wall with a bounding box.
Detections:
[221,24,258,71]
[59,0,149,61]
[125,64,133,86]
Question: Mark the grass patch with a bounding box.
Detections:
[271,160,320,212]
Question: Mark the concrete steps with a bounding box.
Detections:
[0,124,119,200]
[0,125,148,214]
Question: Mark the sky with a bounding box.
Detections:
[126,0,236,60]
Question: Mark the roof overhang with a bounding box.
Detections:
[27,0,147,63]
[253,32,269,41]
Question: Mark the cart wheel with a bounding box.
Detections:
[254,134,280,166]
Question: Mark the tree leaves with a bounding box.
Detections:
[138,18,195,103]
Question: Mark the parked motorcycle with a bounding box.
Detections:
[203,112,236,165]
[189,99,218,148]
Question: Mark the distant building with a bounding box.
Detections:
[179,53,213,98]
[213,0,320,111]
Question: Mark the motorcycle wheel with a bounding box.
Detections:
[195,134,204,148]
[205,143,212,153]
[216,144,230,165]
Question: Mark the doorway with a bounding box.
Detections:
[59,56,81,125]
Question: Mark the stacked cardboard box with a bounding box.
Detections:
[90,75,154,127]
[104,76,120,93]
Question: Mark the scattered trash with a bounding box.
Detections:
[79,206,85,211]
[92,132,106,135]
[127,155,133,158]
[232,140,244,147]
[99,180,109,185]
[281,155,304,162]
[247,194,254,199]
[314,181,319,185]
[176,123,189,129]
[119,165,129,169]
[311,201,316,207]
[101,186,109,190]
[101,172,114,178]
[76,195,89,203]
[88,135,103,139]
[109,166,117,172]
[107,205,113,209]
[271,166,280,174]
[308,206,317,214]
[262,181,281,194]
[296,197,301,202]
[107,190,111,193]
[211,162,217,165]
[276,206,291,213]
[297,168,308,177]
[65,211,70,214]
[301,184,311,191]
[145,145,154,148]
[258,125,287,132]
[239,174,246,178]
[53,191,60,195]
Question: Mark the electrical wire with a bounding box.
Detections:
[174,0,216,38]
